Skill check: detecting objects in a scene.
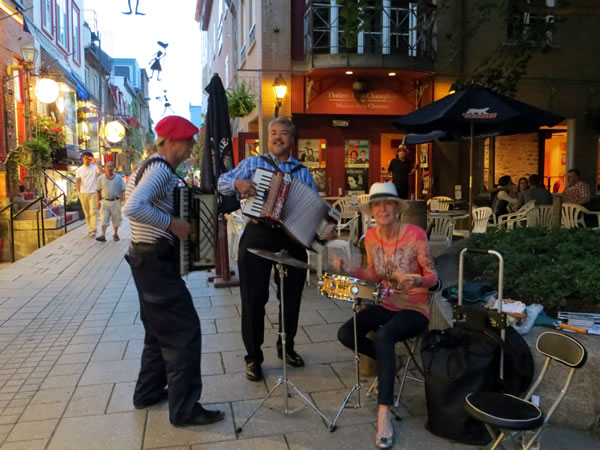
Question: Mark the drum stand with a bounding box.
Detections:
[236,261,332,434]
[330,299,364,432]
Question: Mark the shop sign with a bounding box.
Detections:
[307,79,413,116]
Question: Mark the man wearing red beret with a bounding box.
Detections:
[123,115,224,426]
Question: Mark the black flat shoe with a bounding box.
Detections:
[133,389,168,409]
[171,405,225,426]
[277,349,305,367]
[245,361,263,381]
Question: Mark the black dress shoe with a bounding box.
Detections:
[171,405,225,426]
[277,349,305,367]
[133,389,168,409]
[245,361,263,381]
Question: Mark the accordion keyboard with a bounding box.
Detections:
[243,168,274,217]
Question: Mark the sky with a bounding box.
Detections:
[84,0,204,124]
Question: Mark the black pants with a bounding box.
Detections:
[394,182,409,200]
[238,222,307,364]
[337,306,428,405]
[125,240,202,424]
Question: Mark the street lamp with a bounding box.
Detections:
[272,74,287,117]
[35,78,60,104]
[105,120,126,144]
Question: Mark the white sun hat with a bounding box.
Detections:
[359,182,409,215]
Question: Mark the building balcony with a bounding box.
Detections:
[303,0,436,72]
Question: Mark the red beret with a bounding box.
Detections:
[154,115,199,140]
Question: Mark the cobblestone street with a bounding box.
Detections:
[0,221,598,449]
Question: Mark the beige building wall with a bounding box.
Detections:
[494,134,539,184]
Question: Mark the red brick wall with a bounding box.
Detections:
[494,133,539,184]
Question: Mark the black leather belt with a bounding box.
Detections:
[103,198,120,201]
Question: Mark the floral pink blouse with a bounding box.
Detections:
[354,224,437,319]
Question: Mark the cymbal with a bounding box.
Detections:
[247,248,311,270]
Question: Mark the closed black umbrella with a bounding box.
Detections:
[392,85,564,219]
[200,74,239,287]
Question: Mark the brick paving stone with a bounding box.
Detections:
[78,359,139,385]
[144,402,234,448]
[47,412,144,450]
[5,419,58,442]
[190,435,288,450]
[63,384,113,417]
[20,402,67,422]
[0,439,49,449]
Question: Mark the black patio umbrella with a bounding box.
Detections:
[392,85,564,220]
[200,74,239,287]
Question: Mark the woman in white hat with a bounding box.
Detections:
[335,182,437,448]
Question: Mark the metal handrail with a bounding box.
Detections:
[45,168,76,185]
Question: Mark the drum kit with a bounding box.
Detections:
[235,248,384,434]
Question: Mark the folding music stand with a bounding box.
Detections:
[236,249,332,434]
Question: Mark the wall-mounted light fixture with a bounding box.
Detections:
[104,120,126,144]
[272,74,287,118]
[35,78,60,104]
[6,45,37,75]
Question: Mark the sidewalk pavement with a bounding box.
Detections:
[0,220,598,450]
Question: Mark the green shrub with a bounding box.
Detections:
[466,227,600,314]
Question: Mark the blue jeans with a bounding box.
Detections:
[337,306,429,405]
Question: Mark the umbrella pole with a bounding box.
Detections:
[469,121,474,230]
[212,213,240,288]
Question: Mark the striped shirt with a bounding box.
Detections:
[217,153,317,196]
[124,155,178,244]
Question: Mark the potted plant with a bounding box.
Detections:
[226,80,258,118]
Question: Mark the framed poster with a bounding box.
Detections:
[345,139,369,168]
[310,168,326,193]
[346,168,368,193]
[297,138,322,168]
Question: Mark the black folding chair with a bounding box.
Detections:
[464,331,587,450]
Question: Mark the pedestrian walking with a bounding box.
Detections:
[75,151,104,238]
[95,161,126,242]
[123,115,224,427]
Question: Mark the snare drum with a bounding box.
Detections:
[318,273,383,303]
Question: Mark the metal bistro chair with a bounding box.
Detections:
[465,331,587,450]
[367,279,443,407]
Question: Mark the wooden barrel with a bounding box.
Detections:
[400,200,427,230]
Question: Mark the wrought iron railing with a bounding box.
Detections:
[249,24,256,50]
[507,12,556,47]
[304,1,436,59]
[240,44,246,65]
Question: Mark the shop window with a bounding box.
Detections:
[298,138,326,194]
[543,130,567,193]
[42,0,54,37]
[345,139,369,194]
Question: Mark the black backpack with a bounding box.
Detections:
[421,323,533,445]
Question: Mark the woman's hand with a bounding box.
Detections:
[331,255,348,274]
[391,273,422,290]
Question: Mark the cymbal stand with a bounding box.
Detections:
[330,299,364,432]
[236,262,332,434]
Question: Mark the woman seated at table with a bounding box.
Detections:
[334,182,437,449]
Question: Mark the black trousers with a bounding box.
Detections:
[394,182,410,200]
[238,222,307,364]
[125,240,202,424]
[337,306,428,405]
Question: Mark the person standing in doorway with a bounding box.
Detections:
[95,161,126,242]
[387,145,417,199]
[75,151,104,238]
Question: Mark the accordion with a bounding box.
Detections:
[243,168,340,248]
[174,187,218,275]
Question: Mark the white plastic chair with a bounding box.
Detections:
[226,211,247,261]
[358,194,370,205]
[496,200,536,229]
[333,197,359,236]
[472,207,494,233]
[561,203,600,230]
[428,196,453,212]
[427,214,454,247]
[527,205,553,228]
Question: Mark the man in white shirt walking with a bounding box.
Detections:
[75,151,104,237]
[96,161,126,242]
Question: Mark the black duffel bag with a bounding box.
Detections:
[421,327,502,445]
